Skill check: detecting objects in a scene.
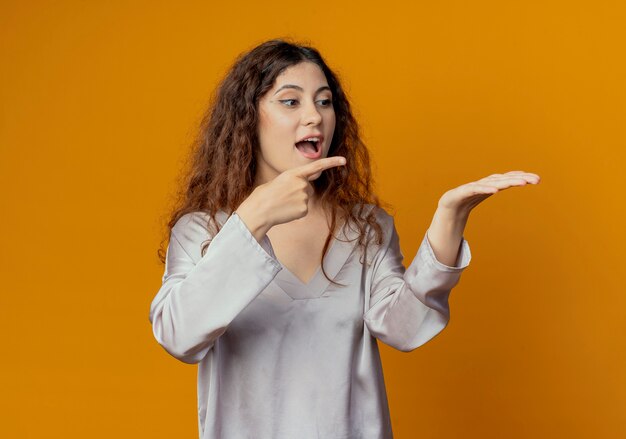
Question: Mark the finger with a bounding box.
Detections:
[502,171,541,181]
[467,183,499,194]
[480,174,540,184]
[292,156,347,179]
[475,177,532,190]
[305,181,315,197]
[482,171,540,180]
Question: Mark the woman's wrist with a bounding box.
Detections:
[235,198,272,243]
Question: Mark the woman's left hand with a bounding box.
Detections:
[437,170,541,218]
[426,170,541,267]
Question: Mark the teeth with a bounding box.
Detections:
[302,137,320,142]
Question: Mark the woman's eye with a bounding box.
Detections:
[278,98,332,108]
[279,99,298,107]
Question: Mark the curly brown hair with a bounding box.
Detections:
[157,38,392,286]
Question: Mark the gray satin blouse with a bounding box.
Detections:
[149,204,472,438]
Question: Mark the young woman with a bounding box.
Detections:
[149,39,540,439]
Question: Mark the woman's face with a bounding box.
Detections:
[255,61,336,185]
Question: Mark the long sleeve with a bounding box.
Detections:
[148,211,283,364]
[363,211,471,352]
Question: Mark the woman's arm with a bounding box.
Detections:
[364,170,540,352]
[427,170,541,265]
[363,209,471,352]
[148,212,282,364]
[426,207,468,267]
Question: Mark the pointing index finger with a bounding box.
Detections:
[292,156,347,179]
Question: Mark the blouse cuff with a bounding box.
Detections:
[228,212,282,272]
[422,231,472,272]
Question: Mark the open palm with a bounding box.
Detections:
[438,171,541,215]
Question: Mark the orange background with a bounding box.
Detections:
[1,1,625,437]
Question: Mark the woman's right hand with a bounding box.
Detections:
[235,156,347,241]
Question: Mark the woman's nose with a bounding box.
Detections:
[302,101,323,125]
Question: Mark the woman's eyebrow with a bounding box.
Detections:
[273,85,331,95]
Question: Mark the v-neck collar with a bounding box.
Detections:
[272,237,337,287]
[217,205,373,300]
[262,209,369,300]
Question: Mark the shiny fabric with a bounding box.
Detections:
[149,205,472,439]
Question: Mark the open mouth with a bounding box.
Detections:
[295,138,322,158]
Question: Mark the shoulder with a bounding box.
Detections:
[371,204,394,222]
[350,202,391,220]
[171,210,230,255]
[354,203,397,250]
[361,203,395,232]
